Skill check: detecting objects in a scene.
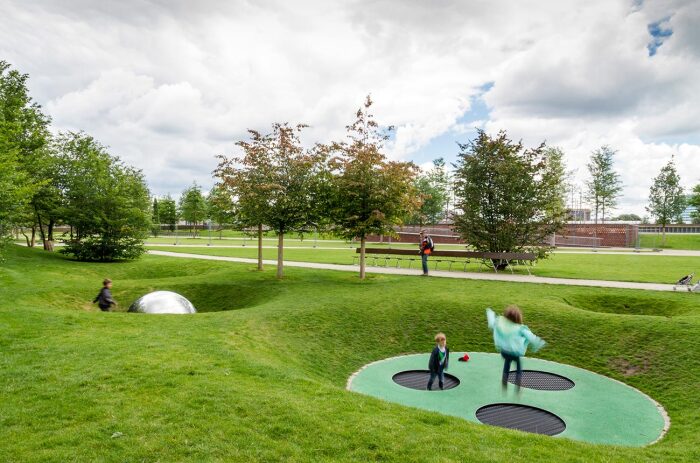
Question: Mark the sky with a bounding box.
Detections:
[1,0,699,216]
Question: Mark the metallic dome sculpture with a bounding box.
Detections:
[128,291,197,314]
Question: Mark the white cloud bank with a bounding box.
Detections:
[0,0,698,214]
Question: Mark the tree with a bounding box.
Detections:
[0,60,51,253]
[215,130,272,271]
[612,213,642,221]
[646,158,686,244]
[216,123,329,278]
[159,195,178,232]
[179,183,207,237]
[25,152,63,251]
[541,147,568,222]
[329,96,418,279]
[0,139,29,256]
[452,130,566,260]
[585,146,622,223]
[689,185,700,224]
[151,197,161,236]
[207,185,236,239]
[56,132,151,261]
[410,158,450,226]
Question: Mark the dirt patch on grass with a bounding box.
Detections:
[608,356,652,377]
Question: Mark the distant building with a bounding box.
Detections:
[566,208,591,222]
[681,195,697,223]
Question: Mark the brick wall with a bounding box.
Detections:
[367,223,639,248]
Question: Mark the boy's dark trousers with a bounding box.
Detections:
[427,366,445,390]
[501,351,522,388]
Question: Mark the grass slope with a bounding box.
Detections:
[639,234,700,250]
[1,246,699,462]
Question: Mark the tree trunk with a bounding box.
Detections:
[360,236,366,280]
[21,227,36,247]
[276,231,284,279]
[35,209,51,251]
[45,219,55,252]
[257,223,264,271]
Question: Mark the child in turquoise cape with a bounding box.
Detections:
[486,305,545,391]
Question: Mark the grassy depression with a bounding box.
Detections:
[1,245,699,462]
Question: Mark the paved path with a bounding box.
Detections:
[148,250,683,292]
[145,244,355,250]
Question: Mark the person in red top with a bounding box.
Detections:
[419,230,434,276]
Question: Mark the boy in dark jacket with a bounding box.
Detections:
[93,279,117,312]
[427,332,449,390]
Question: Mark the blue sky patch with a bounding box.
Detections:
[406,83,493,167]
[647,17,672,56]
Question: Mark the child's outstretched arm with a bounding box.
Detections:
[486,308,496,330]
[522,327,546,352]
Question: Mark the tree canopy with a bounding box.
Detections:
[585,146,622,223]
[328,96,418,279]
[410,158,450,226]
[158,195,179,232]
[452,130,566,259]
[215,123,330,278]
[646,158,686,243]
[0,60,51,253]
[57,132,151,261]
[179,183,207,237]
[689,184,700,224]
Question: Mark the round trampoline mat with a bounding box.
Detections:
[347,352,668,446]
[476,403,566,436]
[507,370,575,391]
[392,370,460,390]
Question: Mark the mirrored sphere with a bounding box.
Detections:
[128,291,197,314]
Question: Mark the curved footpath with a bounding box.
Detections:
[147,250,684,292]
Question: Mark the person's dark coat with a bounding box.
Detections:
[93,287,114,309]
[428,346,449,372]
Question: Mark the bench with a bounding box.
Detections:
[353,248,537,274]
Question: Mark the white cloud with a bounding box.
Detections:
[0,0,698,215]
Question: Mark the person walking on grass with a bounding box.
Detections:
[93,279,117,312]
[486,305,545,392]
[427,332,449,390]
[419,230,434,276]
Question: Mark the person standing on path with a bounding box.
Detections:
[419,230,434,276]
[93,279,117,312]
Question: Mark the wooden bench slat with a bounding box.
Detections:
[356,247,536,261]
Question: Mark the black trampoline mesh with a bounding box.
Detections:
[506,370,575,391]
[476,403,566,436]
[392,370,460,390]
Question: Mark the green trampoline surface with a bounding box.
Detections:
[347,352,667,447]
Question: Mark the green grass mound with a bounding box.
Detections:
[1,245,699,462]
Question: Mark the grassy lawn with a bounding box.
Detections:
[146,245,700,284]
[639,234,700,250]
[143,236,469,251]
[1,246,699,462]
